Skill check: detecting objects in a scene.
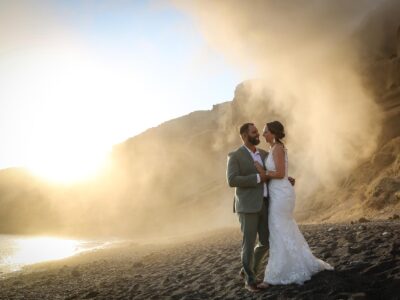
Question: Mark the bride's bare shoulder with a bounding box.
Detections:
[273,143,285,152]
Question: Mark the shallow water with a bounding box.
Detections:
[0,234,113,274]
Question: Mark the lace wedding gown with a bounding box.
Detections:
[263,145,333,285]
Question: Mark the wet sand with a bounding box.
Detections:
[0,220,399,300]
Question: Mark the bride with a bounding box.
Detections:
[255,121,333,288]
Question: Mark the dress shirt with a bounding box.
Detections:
[244,145,268,197]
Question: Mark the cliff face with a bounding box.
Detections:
[296,14,400,222]
[107,43,400,227]
[104,81,284,235]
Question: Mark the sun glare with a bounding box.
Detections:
[8,46,139,184]
[26,151,108,184]
[2,38,175,183]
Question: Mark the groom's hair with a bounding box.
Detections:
[239,123,254,136]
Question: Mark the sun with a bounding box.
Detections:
[8,47,121,184]
[4,43,162,183]
[26,151,108,184]
[24,131,111,183]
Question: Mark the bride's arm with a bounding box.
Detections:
[267,144,286,179]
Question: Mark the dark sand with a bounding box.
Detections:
[0,220,399,300]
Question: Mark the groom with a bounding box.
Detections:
[226,123,269,292]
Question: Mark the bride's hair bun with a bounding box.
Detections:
[266,121,285,143]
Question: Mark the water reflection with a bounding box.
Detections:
[0,235,107,273]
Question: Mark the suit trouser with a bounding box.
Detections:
[238,199,269,285]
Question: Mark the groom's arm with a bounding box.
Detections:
[226,152,258,188]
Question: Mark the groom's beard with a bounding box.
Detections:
[248,136,260,145]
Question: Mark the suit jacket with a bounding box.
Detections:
[226,145,268,213]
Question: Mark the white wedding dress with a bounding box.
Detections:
[263,145,333,285]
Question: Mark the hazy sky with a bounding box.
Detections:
[0,0,247,181]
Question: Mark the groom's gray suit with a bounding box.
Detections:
[227,145,269,285]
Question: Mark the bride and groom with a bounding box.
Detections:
[226,121,333,292]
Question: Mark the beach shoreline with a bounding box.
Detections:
[0,220,399,299]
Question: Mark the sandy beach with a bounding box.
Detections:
[0,220,399,300]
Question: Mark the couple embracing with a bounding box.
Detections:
[226,121,333,292]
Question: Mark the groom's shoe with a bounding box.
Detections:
[244,283,260,293]
[257,282,269,290]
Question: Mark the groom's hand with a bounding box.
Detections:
[288,177,295,186]
[254,162,268,182]
[254,161,264,173]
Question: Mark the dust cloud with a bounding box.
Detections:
[173,0,394,200]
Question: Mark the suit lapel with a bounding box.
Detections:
[241,145,266,174]
[240,145,254,165]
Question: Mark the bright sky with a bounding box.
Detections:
[0,0,246,182]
